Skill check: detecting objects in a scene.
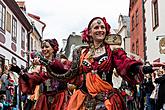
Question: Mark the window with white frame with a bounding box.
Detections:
[0,1,6,32]
[21,27,25,49]
[31,37,33,51]
[6,11,11,33]
[152,0,159,30]
[34,40,37,51]
[0,54,5,72]
[12,17,17,43]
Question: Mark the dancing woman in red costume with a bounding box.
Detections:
[42,17,165,110]
[10,38,70,110]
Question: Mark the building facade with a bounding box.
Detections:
[117,14,131,53]
[27,13,46,53]
[0,0,32,70]
[62,32,86,60]
[0,0,46,71]
[129,0,146,61]
[17,1,46,65]
[145,0,165,62]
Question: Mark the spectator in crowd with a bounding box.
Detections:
[155,66,165,110]
[0,67,2,77]
[1,65,15,104]
[143,74,155,110]
[0,94,10,110]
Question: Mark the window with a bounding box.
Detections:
[152,0,159,30]
[21,65,25,69]
[0,1,6,32]
[135,10,139,26]
[31,38,33,51]
[0,54,5,71]
[21,27,25,49]
[132,43,135,53]
[34,40,37,50]
[12,17,17,43]
[131,15,134,31]
[136,40,139,55]
[11,57,16,65]
[6,11,11,33]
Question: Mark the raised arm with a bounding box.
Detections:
[45,47,82,81]
[112,48,144,85]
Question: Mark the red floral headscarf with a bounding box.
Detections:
[81,17,111,43]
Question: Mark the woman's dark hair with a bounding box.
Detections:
[42,38,59,58]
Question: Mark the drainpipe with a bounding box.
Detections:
[142,0,147,63]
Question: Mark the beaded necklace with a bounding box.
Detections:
[82,44,112,73]
[89,43,104,57]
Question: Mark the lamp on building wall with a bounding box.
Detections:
[156,35,165,40]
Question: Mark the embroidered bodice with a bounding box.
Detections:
[82,53,108,72]
[46,45,144,86]
[81,50,113,85]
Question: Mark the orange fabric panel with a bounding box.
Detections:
[66,90,86,110]
[86,72,113,96]
[104,99,113,110]
[30,85,40,100]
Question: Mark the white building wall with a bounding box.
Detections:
[30,32,42,52]
[145,0,165,62]
[117,15,130,53]
[26,14,45,53]
[119,29,126,49]
[28,17,44,36]
[124,37,130,53]
[0,47,26,67]
[0,1,28,67]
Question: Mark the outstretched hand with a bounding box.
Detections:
[9,64,29,81]
[31,51,49,66]
[151,62,165,71]
[9,64,21,74]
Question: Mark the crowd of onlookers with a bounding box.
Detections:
[117,65,165,110]
[0,65,18,110]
